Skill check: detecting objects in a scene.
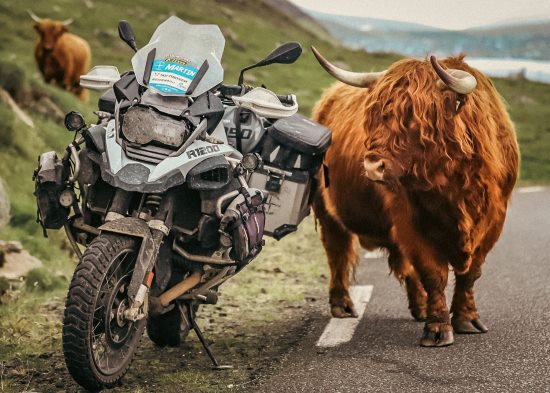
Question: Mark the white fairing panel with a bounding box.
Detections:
[104,120,236,183]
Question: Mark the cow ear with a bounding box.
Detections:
[33,23,39,31]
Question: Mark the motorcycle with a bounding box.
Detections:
[33,16,331,390]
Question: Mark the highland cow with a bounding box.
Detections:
[311,47,519,347]
[29,11,91,101]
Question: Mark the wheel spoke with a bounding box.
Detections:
[91,255,139,373]
[105,250,134,285]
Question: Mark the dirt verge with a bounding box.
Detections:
[0,217,329,392]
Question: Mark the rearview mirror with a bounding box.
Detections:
[261,42,303,66]
[238,42,302,85]
[80,66,120,90]
[118,20,138,52]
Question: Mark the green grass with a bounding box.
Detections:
[493,78,550,183]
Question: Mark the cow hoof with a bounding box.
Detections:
[452,318,488,334]
[410,307,427,322]
[420,327,454,347]
[331,305,358,318]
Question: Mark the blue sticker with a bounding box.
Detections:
[149,59,199,94]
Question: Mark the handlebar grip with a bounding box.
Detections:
[219,84,244,97]
[277,94,294,105]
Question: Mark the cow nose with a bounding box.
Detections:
[364,158,385,181]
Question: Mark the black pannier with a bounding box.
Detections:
[250,114,332,240]
[33,151,70,230]
[260,113,331,173]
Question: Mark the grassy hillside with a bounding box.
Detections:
[0,0,549,390]
[493,77,550,182]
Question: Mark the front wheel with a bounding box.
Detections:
[62,234,146,391]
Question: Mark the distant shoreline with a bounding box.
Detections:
[465,57,550,84]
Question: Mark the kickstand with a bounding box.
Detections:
[187,303,233,370]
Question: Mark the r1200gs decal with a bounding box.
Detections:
[186,145,221,159]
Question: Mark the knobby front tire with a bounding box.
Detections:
[62,234,146,391]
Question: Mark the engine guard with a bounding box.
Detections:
[99,217,161,302]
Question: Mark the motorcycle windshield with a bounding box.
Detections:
[132,16,225,98]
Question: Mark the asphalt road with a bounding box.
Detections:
[251,187,550,392]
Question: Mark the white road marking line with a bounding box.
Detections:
[517,186,546,193]
[316,285,373,348]
[363,249,386,259]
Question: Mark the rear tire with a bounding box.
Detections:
[146,306,184,347]
[62,234,146,391]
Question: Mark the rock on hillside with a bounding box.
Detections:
[0,241,43,280]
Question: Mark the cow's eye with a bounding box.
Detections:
[365,153,380,162]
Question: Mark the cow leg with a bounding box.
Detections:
[385,193,452,346]
[325,223,358,318]
[314,199,358,318]
[415,260,454,347]
[63,61,75,94]
[405,271,428,322]
[451,209,506,334]
[451,259,488,334]
[386,247,427,321]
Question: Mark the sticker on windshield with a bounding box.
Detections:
[149,58,199,94]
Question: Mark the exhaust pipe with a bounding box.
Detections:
[158,271,202,307]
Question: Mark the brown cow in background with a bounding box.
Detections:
[311,47,519,347]
[29,11,91,101]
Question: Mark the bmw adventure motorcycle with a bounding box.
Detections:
[33,16,331,390]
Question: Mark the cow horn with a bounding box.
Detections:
[27,9,42,23]
[62,18,74,26]
[311,46,385,88]
[430,56,477,94]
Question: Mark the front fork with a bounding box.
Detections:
[100,190,176,322]
[123,224,167,322]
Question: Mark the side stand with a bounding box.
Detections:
[187,303,233,370]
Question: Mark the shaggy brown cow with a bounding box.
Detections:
[29,11,91,101]
[311,47,519,347]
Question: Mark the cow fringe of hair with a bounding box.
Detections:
[360,56,519,254]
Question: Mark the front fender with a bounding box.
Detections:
[99,216,152,238]
[99,217,159,301]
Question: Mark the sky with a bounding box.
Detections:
[289,0,550,30]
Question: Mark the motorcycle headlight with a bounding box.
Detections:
[121,106,189,147]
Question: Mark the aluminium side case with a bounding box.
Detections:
[248,113,331,240]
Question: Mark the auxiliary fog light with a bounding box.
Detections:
[59,189,75,207]
[241,153,262,171]
[64,111,86,132]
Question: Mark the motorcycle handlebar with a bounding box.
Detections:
[219,84,294,105]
